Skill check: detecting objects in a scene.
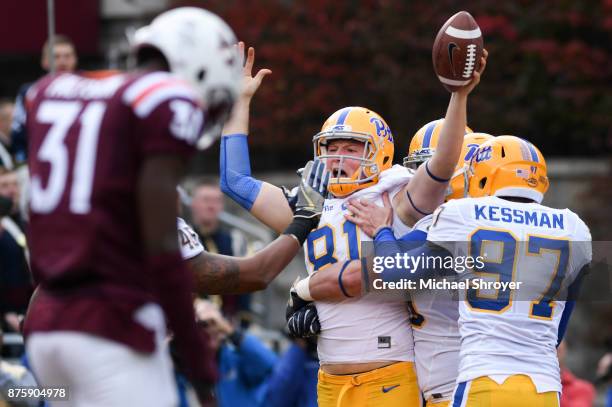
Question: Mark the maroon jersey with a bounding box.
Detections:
[24,70,205,352]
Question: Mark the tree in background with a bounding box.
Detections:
[176,0,611,170]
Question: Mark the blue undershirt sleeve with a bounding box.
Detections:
[219,134,263,211]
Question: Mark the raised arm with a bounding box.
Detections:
[394,50,488,226]
[220,43,293,233]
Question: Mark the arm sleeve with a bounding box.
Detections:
[556,300,575,347]
[398,229,428,242]
[374,227,428,243]
[236,334,278,387]
[557,216,592,346]
[373,227,396,243]
[557,265,588,346]
[263,344,307,407]
[219,134,263,210]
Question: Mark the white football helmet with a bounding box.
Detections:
[132,7,242,149]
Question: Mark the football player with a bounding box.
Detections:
[288,131,494,407]
[430,136,590,407]
[21,8,323,407]
[220,44,487,405]
[300,136,590,407]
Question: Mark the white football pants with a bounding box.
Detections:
[26,303,178,407]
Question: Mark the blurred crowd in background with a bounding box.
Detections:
[0,0,610,406]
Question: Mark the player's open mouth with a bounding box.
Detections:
[331,168,348,178]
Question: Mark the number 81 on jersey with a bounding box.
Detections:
[306,221,361,271]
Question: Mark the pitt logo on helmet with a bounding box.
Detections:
[446,132,494,200]
[474,145,492,162]
[463,143,481,161]
[403,118,473,169]
[468,136,549,203]
[370,117,393,142]
[313,107,394,197]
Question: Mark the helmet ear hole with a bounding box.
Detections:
[135,46,170,71]
[501,147,506,158]
[383,156,390,165]
[479,177,487,189]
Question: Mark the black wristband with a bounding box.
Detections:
[283,214,318,245]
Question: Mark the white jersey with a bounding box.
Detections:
[427,196,592,393]
[177,217,204,260]
[407,215,461,402]
[304,165,415,364]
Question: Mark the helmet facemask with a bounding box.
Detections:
[313,131,381,197]
[445,163,471,200]
[403,148,434,170]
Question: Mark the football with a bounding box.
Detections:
[432,11,484,92]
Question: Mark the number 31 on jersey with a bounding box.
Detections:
[31,100,106,215]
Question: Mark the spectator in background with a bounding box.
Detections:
[174,299,319,407]
[0,165,32,333]
[190,299,277,407]
[263,336,318,407]
[558,340,596,407]
[10,35,77,164]
[190,179,251,322]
